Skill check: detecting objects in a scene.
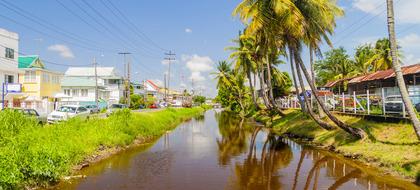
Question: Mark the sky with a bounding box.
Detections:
[1,0,420,98]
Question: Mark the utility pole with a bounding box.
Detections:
[191,78,195,96]
[93,57,98,108]
[164,74,167,101]
[164,51,176,103]
[118,52,131,107]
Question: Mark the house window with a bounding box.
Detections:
[81,89,88,97]
[5,48,14,59]
[42,73,50,83]
[24,71,36,82]
[64,89,70,96]
[4,75,14,83]
[72,89,79,97]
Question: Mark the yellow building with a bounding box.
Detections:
[18,55,63,114]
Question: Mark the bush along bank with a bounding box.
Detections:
[255,109,420,185]
[0,107,205,189]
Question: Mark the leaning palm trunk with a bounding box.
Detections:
[289,48,305,111]
[265,56,277,107]
[296,60,335,130]
[310,46,325,118]
[258,65,272,109]
[294,48,365,139]
[246,69,260,110]
[387,0,420,140]
[265,56,285,115]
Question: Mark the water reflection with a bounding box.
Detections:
[216,111,419,190]
[54,111,419,190]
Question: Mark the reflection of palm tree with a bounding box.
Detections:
[327,169,361,190]
[292,150,307,190]
[304,156,330,190]
[216,112,250,165]
[231,134,293,189]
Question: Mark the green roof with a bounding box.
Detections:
[18,56,45,69]
[61,77,97,87]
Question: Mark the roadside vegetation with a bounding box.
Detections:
[0,107,205,189]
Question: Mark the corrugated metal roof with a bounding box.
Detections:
[349,63,420,84]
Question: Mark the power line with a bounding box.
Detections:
[0,43,90,67]
[334,1,386,37]
[333,9,387,46]
[0,0,109,50]
[102,0,168,52]
[78,0,163,59]
[0,12,113,53]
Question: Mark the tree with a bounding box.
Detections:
[193,95,206,105]
[354,44,375,74]
[386,0,420,140]
[315,47,356,90]
[129,94,144,109]
[228,32,260,109]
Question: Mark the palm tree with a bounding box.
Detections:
[354,44,375,74]
[227,32,260,109]
[234,0,366,138]
[367,38,393,72]
[386,0,420,140]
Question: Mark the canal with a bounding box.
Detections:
[56,110,419,190]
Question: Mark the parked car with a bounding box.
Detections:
[106,104,127,116]
[384,95,420,113]
[171,100,182,107]
[7,108,46,124]
[85,105,100,114]
[47,105,90,123]
[384,96,403,113]
[149,103,158,109]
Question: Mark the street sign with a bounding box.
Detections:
[6,83,21,93]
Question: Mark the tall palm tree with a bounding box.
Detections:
[367,38,393,72]
[386,0,420,140]
[227,32,260,109]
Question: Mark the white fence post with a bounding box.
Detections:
[367,89,370,115]
[353,91,357,113]
[382,88,386,116]
[342,92,345,113]
[324,95,327,110]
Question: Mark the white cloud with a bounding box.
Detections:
[183,54,214,72]
[399,33,420,48]
[190,71,206,82]
[352,0,382,14]
[47,44,74,58]
[181,54,215,95]
[185,28,192,33]
[352,0,420,24]
[402,54,420,65]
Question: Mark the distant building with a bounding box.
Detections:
[0,28,23,108]
[61,67,124,107]
[18,55,63,114]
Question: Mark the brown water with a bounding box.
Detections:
[56,111,420,190]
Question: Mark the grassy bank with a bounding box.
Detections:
[0,107,205,189]
[256,109,420,183]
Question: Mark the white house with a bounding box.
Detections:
[0,28,23,109]
[61,67,124,107]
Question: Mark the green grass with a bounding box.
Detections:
[0,107,204,189]
[260,109,420,181]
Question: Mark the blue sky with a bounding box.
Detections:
[1,0,420,97]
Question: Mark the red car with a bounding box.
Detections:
[149,103,158,109]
